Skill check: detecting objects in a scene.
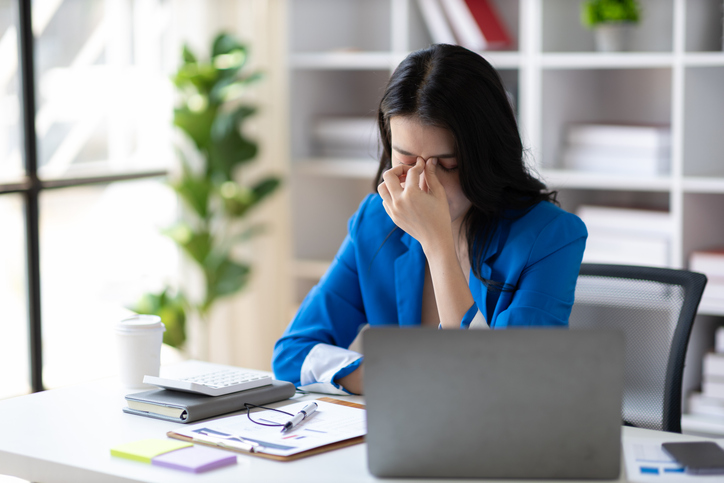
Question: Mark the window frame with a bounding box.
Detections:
[5,0,167,393]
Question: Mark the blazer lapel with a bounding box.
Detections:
[474,221,510,322]
[394,232,425,326]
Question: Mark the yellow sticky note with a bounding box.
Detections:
[111,438,192,464]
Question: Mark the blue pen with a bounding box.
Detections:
[281,402,318,433]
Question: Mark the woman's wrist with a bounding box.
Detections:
[337,364,364,395]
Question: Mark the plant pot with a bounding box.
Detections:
[594,22,634,52]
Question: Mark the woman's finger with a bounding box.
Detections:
[382,164,414,197]
[381,168,404,197]
[425,158,444,193]
[404,158,425,192]
[377,181,392,205]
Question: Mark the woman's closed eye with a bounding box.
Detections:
[396,156,417,166]
[437,160,458,172]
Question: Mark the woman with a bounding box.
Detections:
[273,44,587,395]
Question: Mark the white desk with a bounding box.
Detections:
[0,362,715,483]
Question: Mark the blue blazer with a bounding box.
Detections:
[273,193,587,394]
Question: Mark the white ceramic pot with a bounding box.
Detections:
[594,22,634,52]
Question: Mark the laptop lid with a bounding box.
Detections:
[363,327,624,479]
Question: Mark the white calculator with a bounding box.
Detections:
[144,369,273,397]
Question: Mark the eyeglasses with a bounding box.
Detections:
[243,402,293,427]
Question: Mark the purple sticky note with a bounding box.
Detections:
[151,445,237,473]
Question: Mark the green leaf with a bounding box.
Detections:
[208,107,258,180]
[173,63,219,93]
[128,288,187,349]
[170,170,212,219]
[165,225,214,268]
[204,258,251,308]
[173,104,219,151]
[212,33,247,58]
[232,223,268,243]
[163,222,194,246]
[252,177,281,203]
[182,44,197,64]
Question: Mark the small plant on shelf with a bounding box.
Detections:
[581,0,642,52]
[581,0,641,28]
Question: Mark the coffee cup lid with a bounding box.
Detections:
[116,314,165,333]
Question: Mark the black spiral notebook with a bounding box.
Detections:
[123,379,296,423]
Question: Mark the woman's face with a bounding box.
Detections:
[389,116,472,225]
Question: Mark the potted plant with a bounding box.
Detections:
[131,32,280,359]
[581,0,641,52]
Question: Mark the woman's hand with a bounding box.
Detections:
[377,157,452,252]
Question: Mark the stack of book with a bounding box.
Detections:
[561,123,671,176]
[312,117,378,159]
[688,327,724,420]
[417,0,512,51]
[576,205,672,267]
[690,249,724,312]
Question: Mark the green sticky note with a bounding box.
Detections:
[111,438,193,464]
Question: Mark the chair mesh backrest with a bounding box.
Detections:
[569,264,706,433]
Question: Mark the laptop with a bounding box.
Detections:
[363,327,625,479]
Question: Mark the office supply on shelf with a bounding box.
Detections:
[124,379,296,423]
[462,0,511,49]
[441,0,486,50]
[312,116,377,158]
[110,438,192,463]
[144,368,272,396]
[363,327,625,479]
[439,0,511,51]
[281,401,318,433]
[151,445,237,473]
[562,123,671,176]
[690,250,724,312]
[576,205,672,267]
[167,397,365,461]
[416,0,456,44]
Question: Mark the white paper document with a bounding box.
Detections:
[623,439,689,482]
[173,399,366,457]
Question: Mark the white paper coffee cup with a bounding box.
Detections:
[115,314,166,389]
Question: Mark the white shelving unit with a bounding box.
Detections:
[285,0,724,430]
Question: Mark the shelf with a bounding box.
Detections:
[471,51,521,69]
[684,53,724,67]
[539,52,724,70]
[539,169,672,192]
[540,52,675,70]
[290,52,400,70]
[697,300,724,318]
[683,177,724,194]
[294,158,379,179]
[681,414,724,437]
[290,50,523,71]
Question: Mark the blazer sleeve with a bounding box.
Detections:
[271,195,374,394]
[492,212,587,328]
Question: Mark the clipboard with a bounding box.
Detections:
[167,397,365,461]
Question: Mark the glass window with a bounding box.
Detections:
[0,0,23,183]
[34,0,174,180]
[40,179,177,388]
[0,194,29,399]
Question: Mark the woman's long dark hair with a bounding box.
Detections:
[374,44,557,283]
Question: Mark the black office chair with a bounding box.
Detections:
[569,263,707,433]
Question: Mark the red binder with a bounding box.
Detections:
[463,0,512,50]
